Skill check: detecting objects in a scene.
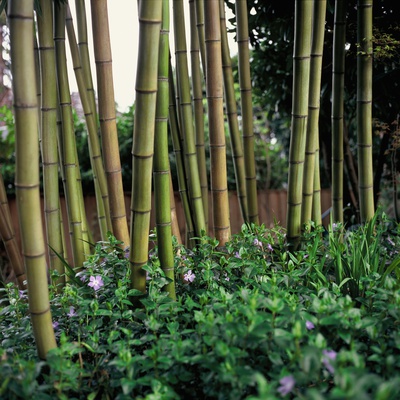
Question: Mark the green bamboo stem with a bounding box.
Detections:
[172,0,206,238]
[331,0,347,224]
[357,0,375,221]
[286,0,312,248]
[168,62,195,244]
[75,0,98,122]
[0,172,26,289]
[154,0,176,299]
[194,0,206,77]
[8,0,56,359]
[220,0,247,223]
[90,0,130,248]
[301,0,326,226]
[54,2,86,269]
[204,0,231,245]
[189,0,208,231]
[169,173,182,244]
[235,0,259,225]
[37,0,65,288]
[312,145,322,226]
[130,0,162,297]
[66,5,111,241]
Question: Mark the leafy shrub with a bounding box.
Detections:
[0,219,400,399]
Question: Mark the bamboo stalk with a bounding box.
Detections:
[90,0,130,248]
[204,0,231,245]
[130,0,162,297]
[331,0,347,223]
[286,0,312,248]
[0,172,26,289]
[172,0,206,238]
[8,0,56,359]
[189,0,208,231]
[66,5,111,240]
[37,0,65,288]
[75,0,98,122]
[220,0,247,223]
[54,2,86,269]
[154,0,176,299]
[168,61,195,244]
[301,0,327,226]
[235,0,259,225]
[357,0,375,221]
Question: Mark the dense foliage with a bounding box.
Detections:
[1,210,399,399]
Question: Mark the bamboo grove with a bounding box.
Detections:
[1,0,377,358]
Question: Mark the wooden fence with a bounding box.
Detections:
[6,189,332,263]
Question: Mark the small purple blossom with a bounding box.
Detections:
[184,270,196,283]
[322,349,337,374]
[88,275,104,291]
[305,320,315,330]
[253,238,262,248]
[124,248,130,259]
[52,321,59,330]
[235,251,241,259]
[387,237,395,246]
[67,306,77,318]
[277,375,295,396]
[19,290,26,299]
[267,243,273,252]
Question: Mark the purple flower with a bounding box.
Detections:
[277,375,295,396]
[235,251,241,259]
[322,349,337,374]
[253,238,262,248]
[267,243,273,252]
[184,270,195,283]
[67,306,76,318]
[88,275,104,291]
[19,290,26,299]
[388,237,395,246]
[305,320,315,330]
[52,321,59,330]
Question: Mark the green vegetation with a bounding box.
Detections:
[1,211,400,399]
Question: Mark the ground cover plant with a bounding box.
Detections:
[1,211,400,399]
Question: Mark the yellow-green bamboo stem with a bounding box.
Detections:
[34,34,41,132]
[91,0,130,248]
[204,0,231,245]
[235,0,259,225]
[220,0,247,223]
[286,0,312,249]
[0,172,26,289]
[357,0,375,221]
[312,146,322,226]
[331,0,347,224]
[301,0,326,226]
[168,62,195,244]
[37,0,65,288]
[169,173,182,244]
[75,0,98,121]
[66,5,111,240]
[189,0,208,231]
[54,2,86,269]
[172,0,206,237]
[154,0,176,299]
[130,0,162,297]
[194,0,206,77]
[8,0,56,359]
